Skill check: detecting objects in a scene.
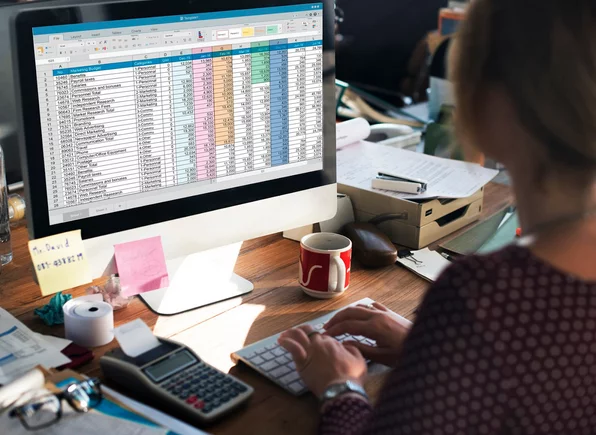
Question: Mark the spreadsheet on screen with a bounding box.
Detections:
[32,3,325,225]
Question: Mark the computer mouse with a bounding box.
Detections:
[343,222,398,269]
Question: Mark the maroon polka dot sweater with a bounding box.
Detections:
[320,245,596,434]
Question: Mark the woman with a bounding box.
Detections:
[279,0,596,433]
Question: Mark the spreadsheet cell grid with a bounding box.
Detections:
[34,6,324,220]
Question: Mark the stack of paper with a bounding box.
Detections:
[0,308,71,384]
[337,140,498,200]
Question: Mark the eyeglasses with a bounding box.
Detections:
[9,378,103,431]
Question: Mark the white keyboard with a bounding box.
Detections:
[231,298,378,396]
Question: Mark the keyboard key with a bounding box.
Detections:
[270,365,291,378]
[244,352,256,359]
[289,381,305,394]
[279,371,301,385]
[261,351,275,361]
[260,360,279,371]
[265,343,277,350]
[272,347,286,357]
[288,361,296,370]
[275,356,288,365]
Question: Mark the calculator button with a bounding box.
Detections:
[186,395,198,404]
[234,384,248,392]
[288,361,296,370]
[203,406,212,414]
[265,343,277,350]
[194,401,205,410]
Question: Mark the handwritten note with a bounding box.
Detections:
[28,230,92,296]
[114,236,169,297]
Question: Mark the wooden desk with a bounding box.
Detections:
[0,183,512,434]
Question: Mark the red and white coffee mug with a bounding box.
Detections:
[299,233,352,299]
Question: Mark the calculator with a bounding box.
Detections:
[100,337,253,424]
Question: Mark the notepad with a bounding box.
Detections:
[28,230,92,296]
[114,236,169,297]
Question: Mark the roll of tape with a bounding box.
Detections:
[8,194,26,222]
[63,294,114,347]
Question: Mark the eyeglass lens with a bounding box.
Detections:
[66,379,102,412]
[19,395,61,430]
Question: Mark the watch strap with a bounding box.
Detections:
[320,380,368,403]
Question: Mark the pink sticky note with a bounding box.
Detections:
[114,236,169,297]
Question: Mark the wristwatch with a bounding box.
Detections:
[320,380,368,403]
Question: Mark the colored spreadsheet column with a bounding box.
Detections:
[172,53,197,185]
[213,45,236,177]
[251,41,271,170]
[269,39,289,166]
[232,43,254,175]
[193,47,216,182]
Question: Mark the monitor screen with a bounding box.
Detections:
[31,3,324,225]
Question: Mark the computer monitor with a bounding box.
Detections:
[12,0,336,315]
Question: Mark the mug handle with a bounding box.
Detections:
[331,256,346,293]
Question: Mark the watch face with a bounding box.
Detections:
[328,383,346,396]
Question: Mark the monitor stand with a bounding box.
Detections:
[139,243,254,316]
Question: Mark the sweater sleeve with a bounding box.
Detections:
[318,396,374,435]
[320,259,510,435]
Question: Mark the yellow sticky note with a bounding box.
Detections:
[28,230,92,296]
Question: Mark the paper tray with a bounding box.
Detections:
[338,184,484,227]
[358,198,484,249]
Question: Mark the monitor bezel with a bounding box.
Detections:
[13,0,335,240]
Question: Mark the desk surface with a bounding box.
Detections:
[0,182,512,435]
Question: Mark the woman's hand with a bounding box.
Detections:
[278,325,367,397]
[323,302,411,367]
